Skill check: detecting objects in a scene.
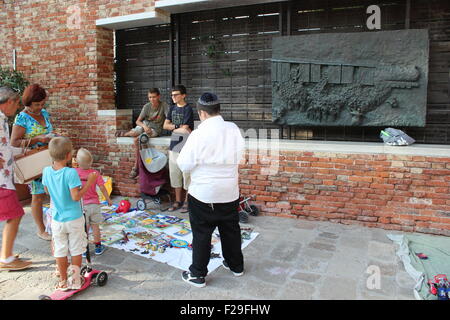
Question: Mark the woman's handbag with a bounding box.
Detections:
[13,139,53,184]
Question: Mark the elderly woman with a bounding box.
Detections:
[11,84,54,241]
[0,87,33,270]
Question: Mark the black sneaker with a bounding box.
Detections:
[222,260,244,277]
[182,271,206,288]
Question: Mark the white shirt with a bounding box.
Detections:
[177,115,244,204]
[0,110,21,190]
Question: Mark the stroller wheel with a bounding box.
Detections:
[136,199,147,211]
[139,134,149,144]
[249,205,259,216]
[239,211,249,224]
[94,272,108,287]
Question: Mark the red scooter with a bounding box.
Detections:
[39,209,108,300]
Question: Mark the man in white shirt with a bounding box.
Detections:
[177,92,245,288]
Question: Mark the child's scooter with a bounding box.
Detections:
[39,207,108,300]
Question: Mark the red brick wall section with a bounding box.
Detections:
[0,0,154,196]
[239,151,450,236]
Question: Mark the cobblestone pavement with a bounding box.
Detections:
[0,197,418,300]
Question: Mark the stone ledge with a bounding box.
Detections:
[98,109,133,117]
[115,137,450,157]
[116,136,171,146]
[268,140,450,157]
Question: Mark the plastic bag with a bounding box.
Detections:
[97,176,113,201]
[380,128,415,146]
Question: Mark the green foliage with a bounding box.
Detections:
[199,36,232,78]
[0,66,29,94]
[0,66,30,126]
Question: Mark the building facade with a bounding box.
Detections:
[1,0,450,235]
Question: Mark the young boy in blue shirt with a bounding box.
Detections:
[42,137,98,291]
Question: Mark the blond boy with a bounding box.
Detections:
[42,137,97,291]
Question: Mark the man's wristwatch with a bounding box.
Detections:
[174,124,180,129]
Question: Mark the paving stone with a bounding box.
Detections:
[131,279,191,299]
[92,248,128,266]
[395,271,416,290]
[8,287,46,300]
[0,280,26,299]
[181,287,249,300]
[291,272,322,284]
[318,276,357,300]
[338,235,369,252]
[0,198,440,300]
[395,286,416,300]
[270,241,302,262]
[301,247,334,260]
[326,252,367,279]
[368,241,397,263]
[284,227,316,242]
[371,228,397,244]
[278,280,316,299]
[358,275,397,300]
[237,278,282,300]
[295,220,317,230]
[250,260,296,286]
[318,232,339,240]
[365,259,397,277]
[307,241,336,252]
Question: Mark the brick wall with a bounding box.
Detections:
[239,150,450,236]
[1,0,450,236]
[0,0,153,196]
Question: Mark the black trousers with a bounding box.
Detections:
[188,194,244,277]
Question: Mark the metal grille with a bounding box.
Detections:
[115,24,172,123]
[115,0,450,144]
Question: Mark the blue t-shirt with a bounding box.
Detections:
[42,166,82,223]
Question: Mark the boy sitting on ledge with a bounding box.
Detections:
[116,88,168,139]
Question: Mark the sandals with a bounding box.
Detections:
[37,231,51,241]
[55,280,70,291]
[180,202,189,213]
[168,201,183,212]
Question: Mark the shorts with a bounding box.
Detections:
[0,188,25,221]
[44,205,53,235]
[168,150,190,190]
[51,216,88,258]
[83,203,104,225]
[131,120,159,137]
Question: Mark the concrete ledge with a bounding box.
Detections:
[98,109,133,117]
[263,140,450,157]
[115,137,450,157]
[96,10,170,30]
[116,136,171,146]
[156,0,288,14]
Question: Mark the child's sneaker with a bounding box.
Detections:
[222,260,244,277]
[181,271,206,288]
[95,244,106,255]
[67,265,84,290]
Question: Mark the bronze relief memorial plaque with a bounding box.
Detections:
[272,30,429,127]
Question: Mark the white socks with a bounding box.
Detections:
[0,256,15,264]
